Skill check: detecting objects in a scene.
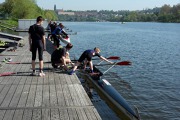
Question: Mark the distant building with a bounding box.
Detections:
[54,4,75,16]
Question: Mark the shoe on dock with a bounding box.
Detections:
[39,71,45,77]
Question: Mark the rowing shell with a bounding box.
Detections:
[79,66,140,120]
[59,36,70,44]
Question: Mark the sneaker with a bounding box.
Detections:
[69,70,75,75]
[5,58,12,62]
[39,72,45,77]
[7,58,12,62]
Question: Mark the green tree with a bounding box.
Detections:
[44,10,58,21]
[11,0,40,19]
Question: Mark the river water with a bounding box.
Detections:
[3,22,180,120]
[63,22,180,120]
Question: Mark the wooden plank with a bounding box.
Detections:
[76,108,89,120]
[49,85,58,106]
[31,75,38,85]
[0,85,5,94]
[83,108,94,120]
[34,85,43,107]
[62,84,70,106]
[32,109,41,120]
[56,84,66,107]
[17,85,30,107]
[9,85,24,107]
[3,110,15,120]
[87,107,100,120]
[53,72,60,86]
[92,107,102,120]
[25,73,33,85]
[13,110,23,120]
[22,109,32,120]
[26,85,36,107]
[48,71,55,85]
[59,109,69,120]
[68,108,78,120]
[19,58,31,85]
[42,109,50,120]
[0,110,6,120]
[77,84,92,105]
[64,74,73,85]
[42,85,50,107]
[12,63,23,85]
[59,73,66,85]
[0,85,11,105]
[68,84,80,106]
[37,75,44,85]
[73,84,86,106]
[50,109,60,120]
[14,56,30,85]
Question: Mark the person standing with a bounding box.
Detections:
[28,16,46,77]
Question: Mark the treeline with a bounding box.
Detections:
[0,1,180,23]
[0,0,58,22]
[58,4,180,23]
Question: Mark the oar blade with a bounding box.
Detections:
[116,61,131,65]
[107,56,120,60]
[0,72,16,76]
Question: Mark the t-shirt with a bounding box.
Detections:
[85,50,101,60]
[28,24,45,41]
[51,47,67,61]
[52,27,63,35]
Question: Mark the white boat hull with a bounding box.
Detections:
[59,36,70,44]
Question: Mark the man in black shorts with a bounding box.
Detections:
[28,16,46,77]
[51,43,73,70]
[69,47,113,75]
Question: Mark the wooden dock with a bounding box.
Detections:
[0,36,102,120]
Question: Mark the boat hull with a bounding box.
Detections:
[80,66,139,120]
[59,36,70,44]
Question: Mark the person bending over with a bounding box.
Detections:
[69,47,113,75]
[51,23,68,48]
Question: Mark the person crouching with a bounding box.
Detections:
[51,43,73,70]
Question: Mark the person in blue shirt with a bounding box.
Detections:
[51,23,68,48]
[69,47,113,75]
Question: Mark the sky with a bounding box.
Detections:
[0,0,180,11]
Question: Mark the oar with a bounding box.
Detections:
[97,56,120,65]
[97,61,131,75]
[93,56,120,60]
[94,61,131,66]
[6,61,51,64]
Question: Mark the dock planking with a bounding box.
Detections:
[0,36,102,120]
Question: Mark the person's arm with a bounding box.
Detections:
[42,35,46,50]
[61,56,68,70]
[100,56,114,64]
[62,30,68,36]
[28,33,32,51]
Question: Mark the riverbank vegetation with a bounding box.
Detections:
[58,4,180,23]
[0,0,179,23]
[0,0,58,25]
